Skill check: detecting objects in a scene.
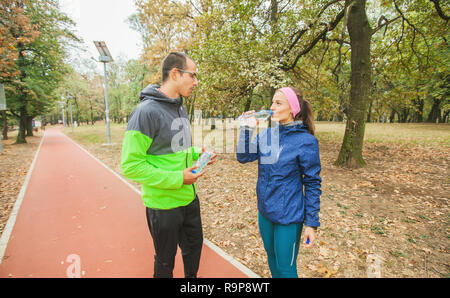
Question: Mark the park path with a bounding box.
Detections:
[0,128,257,278]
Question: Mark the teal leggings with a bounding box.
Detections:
[258,212,303,278]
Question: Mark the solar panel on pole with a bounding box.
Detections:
[93,41,113,145]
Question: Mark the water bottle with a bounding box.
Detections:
[239,110,273,121]
[192,151,213,174]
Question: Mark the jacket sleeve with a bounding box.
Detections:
[236,126,259,163]
[121,130,184,189]
[298,137,322,228]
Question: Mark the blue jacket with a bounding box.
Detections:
[236,121,321,226]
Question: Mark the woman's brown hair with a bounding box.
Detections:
[288,87,315,135]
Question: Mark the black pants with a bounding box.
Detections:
[145,196,203,278]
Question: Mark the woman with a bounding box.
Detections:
[236,86,322,278]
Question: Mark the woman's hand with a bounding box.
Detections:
[302,226,316,249]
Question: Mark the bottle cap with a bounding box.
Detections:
[269,110,274,116]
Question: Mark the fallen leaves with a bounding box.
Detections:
[62,127,449,278]
[307,262,338,278]
[0,134,42,235]
[319,247,329,259]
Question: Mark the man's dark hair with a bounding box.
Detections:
[161,52,192,83]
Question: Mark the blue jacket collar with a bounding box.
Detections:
[278,120,308,133]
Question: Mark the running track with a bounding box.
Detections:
[0,128,258,278]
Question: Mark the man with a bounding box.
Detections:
[121,52,214,278]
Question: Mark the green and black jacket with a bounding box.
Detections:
[121,85,201,209]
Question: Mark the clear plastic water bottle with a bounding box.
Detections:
[239,110,273,121]
[192,151,213,174]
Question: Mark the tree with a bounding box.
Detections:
[334,0,372,167]
[130,0,192,84]
[0,0,39,141]
[4,0,78,143]
[0,0,39,83]
[131,0,449,167]
[363,0,449,124]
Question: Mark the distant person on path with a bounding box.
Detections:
[121,52,215,278]
[237,86,322,278]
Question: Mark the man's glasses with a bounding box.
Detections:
[177,68,198,80]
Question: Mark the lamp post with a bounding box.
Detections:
[93,41,114,145]
[59,100,66,127]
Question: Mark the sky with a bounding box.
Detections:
[59,0,142,71]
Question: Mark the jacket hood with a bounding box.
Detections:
[139,84,183,105]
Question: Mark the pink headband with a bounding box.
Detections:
[279,87,301,118]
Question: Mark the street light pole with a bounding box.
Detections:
[102,61,111,144]
[93,41,114,145]
[60,101,66,127]
[69,97,74,133]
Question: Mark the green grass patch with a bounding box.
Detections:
[370,225,386,235]
[389,250,406,258]
[402,218,417,224]
[315,122,450,147]
[63,122,127,145]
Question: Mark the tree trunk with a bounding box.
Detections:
[244,97,252,112]
[399,107,409,123]
[427,98,441,123]
[366,98,373,122]
[15,41,27,144]
[1,110,7,140]
[389,109,395,123]
[90,102,94,125]
[26,115,33,136]
[16,104,27,144]
[335,0,372,168]
[186,93,196,123]
[74,97,80,124]
[412,93,424,122]
[65,104,70,127]
[443,110,449,123]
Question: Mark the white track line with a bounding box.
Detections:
[0,134,45,265]
[61,132,260,278]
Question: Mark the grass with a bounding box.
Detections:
[63,122,127,145]
[389,250,407,258]
[370,225,386,235]
[315,121,450,147]
[63,121,450,149]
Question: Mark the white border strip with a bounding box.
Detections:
[0,133,45,265]
[62,132,260,278]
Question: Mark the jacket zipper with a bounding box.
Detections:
[177,104,196,198]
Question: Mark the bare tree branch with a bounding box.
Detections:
[429,0,450,21]
[372,15,401,36]
[280,8,346,71]
[283,0,344,58]
[393,0,430,67]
